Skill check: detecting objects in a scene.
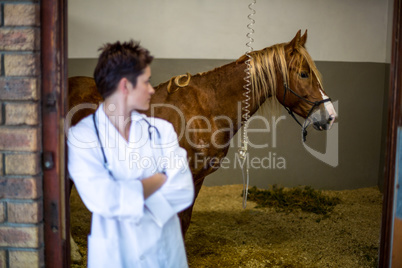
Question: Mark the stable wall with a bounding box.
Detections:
[69,0,389,63]
[68,0,392,190]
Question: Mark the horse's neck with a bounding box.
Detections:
[150,60,276,178]
[197,60,272,132]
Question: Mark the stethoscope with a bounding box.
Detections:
[92,112,165,178]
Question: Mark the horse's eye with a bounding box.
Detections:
[299,72,309,79]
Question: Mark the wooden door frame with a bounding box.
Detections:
[41,0,400,267]
[379,0,402,266]
[41,0,70,267]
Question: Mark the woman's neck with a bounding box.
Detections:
[103,98,132,142]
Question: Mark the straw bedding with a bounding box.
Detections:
[71,184,382,268]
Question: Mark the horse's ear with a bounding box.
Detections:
[286,30,302,54]
[300,30,307,47]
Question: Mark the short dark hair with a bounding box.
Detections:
[93,40,154,98]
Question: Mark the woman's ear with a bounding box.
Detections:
[117,77,129,95]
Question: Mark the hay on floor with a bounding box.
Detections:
[70,184,382,268]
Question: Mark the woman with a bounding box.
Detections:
[67,40,194,267]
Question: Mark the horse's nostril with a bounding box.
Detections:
[313,121,321,129]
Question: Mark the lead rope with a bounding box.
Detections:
[239,0,256,209]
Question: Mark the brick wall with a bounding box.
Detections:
[0,2,44,268]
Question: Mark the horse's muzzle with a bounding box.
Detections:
[312,114,336,131]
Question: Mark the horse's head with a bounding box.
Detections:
[275,30,337,132]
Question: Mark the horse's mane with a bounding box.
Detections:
[246,43,323,115]
[163,42,323,118]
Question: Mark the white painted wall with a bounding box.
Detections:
[386,0,394,63]
[68,0,391,63]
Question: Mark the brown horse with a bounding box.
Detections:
[67,30,337,235]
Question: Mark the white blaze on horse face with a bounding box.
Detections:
[320,89,337,129]
[306,89,337,131]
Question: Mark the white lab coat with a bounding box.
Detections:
[68,104,194,268]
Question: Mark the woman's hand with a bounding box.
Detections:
[141,173,167,199]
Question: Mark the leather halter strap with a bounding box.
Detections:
[282,84,332,142]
